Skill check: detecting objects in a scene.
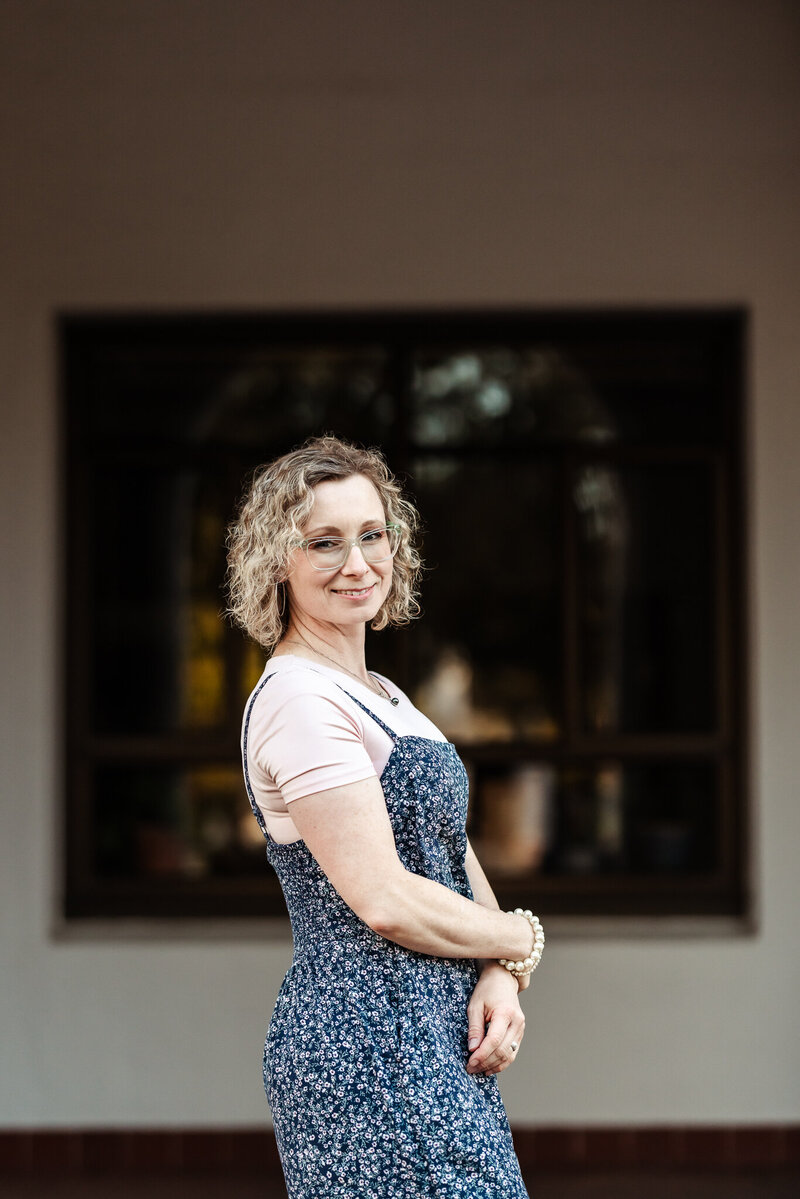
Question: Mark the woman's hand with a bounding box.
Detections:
[465,962,526,1077]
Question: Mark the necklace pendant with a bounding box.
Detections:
[390,696,400,706]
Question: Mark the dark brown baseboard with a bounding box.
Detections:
[1,1126,799,1175]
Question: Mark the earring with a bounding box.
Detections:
[277,582,286,620]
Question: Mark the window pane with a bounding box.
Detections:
[93,764,266,880]
[411,338,722,446]
[86,344,394,448]
[576,461,716,733]
[90,463,235,734]
[406,456,561,743]
[411,346,612,447]
[467,759,717,880]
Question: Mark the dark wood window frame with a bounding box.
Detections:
[61,308,749,922]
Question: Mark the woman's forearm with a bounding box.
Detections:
[369,865,533,962]
[463,839,531,990]
[287,778,534,963]
[464,837,500,970]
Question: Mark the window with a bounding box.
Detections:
[62,310,748,920]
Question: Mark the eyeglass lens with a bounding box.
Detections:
[306,527,399,569]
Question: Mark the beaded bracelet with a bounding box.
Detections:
[499,909,545,979]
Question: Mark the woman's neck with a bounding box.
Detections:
[277,621,369,683]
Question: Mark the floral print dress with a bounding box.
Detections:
[242,673,529,1199]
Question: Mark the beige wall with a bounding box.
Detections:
[1,0,799,1126]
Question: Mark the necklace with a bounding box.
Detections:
[280,636,400,706]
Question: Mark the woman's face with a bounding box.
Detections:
[285,474,393,633]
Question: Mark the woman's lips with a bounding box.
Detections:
[332,583,377,599]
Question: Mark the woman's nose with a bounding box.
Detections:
[340,542,370,574]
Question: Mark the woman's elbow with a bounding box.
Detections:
[357,879,408,939]
[366,904,401,940]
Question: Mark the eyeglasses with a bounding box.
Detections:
[296,524,402,571]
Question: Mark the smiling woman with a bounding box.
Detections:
[225,436,422,654]
[225,435,542,1199]
[285,476,396,629]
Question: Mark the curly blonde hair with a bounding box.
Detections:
[226,435,423,650]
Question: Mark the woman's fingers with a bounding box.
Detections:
[467,1006,524,1076]
[467,1023,512,1075]
[466,999,488,1053]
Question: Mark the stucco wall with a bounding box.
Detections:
[1,0,799,1126]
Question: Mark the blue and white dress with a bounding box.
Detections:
[242,669,529,1199]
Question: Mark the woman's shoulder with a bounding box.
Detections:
[244,657,388,794]
[247,657,369,726]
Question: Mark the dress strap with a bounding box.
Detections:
[331,682,400,744]
[242,669,399,844]
[241,673,276,841]
[248,661,401,759]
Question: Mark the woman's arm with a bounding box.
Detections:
[287,776,534,963]
[462,836,530,1075]
[464,837,530,992]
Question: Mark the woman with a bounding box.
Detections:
[227,435,544,1199]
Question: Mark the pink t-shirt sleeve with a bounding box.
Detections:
[248,669,378,803]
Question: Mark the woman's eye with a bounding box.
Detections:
[361,529,385,544]
[310,538,341,552]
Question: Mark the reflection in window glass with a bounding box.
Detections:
[468,759,716,881]
[412,337,724,445]
[91,464,234,734]
[407,457,561,743]
[468,762,557,877]
[412,347,615,446]
[576,462,716,733]
[93,765,264,880]
[89,346,394,448]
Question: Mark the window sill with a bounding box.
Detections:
[51,912,757,944]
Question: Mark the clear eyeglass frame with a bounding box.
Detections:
[296,524,402,571]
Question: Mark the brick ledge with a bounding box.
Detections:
[1,1126,799,1175]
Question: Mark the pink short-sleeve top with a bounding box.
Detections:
[243,654,449,844]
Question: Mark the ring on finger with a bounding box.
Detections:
[510,1040,519,1052]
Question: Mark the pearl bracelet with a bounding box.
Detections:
[499,909,545,979]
